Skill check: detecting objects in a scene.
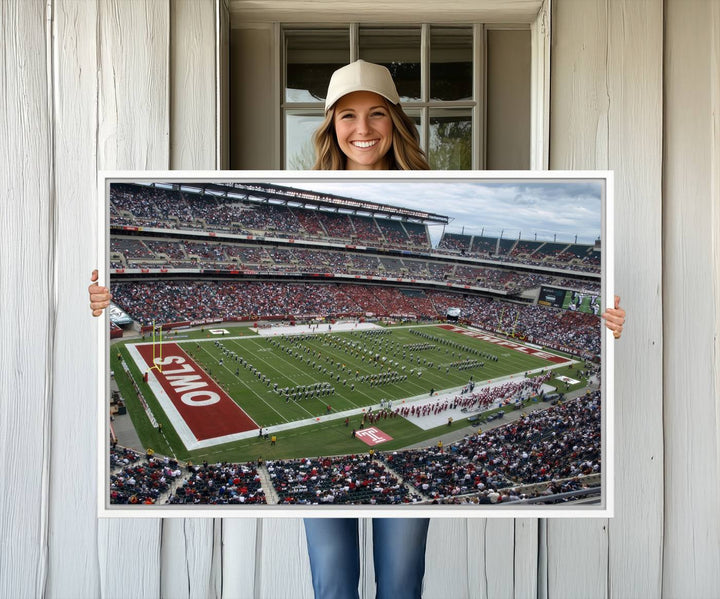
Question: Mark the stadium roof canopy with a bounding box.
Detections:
[140,180,450,225]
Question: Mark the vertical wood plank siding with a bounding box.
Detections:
[257,519,315,597]
[605,1,664,597]
[548,2,610,593]
[169,0,217,171]
[0,1,52,597]
[663,1,720,596]
[513,519,540,598]
[2,0,719,597]
[221,519,259,598]
[424,519,472,598]
[48,1,102,596]
[549,1,664,598]
[162,2,220,597]
[96,1,169,596]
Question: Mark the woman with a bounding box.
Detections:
[312,60,428,172]
[89,59,626,599]
[303,60,432,599]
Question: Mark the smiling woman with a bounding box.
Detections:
[311,60,430,171]
[333,91,394,170]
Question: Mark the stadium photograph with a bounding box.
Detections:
[102,174,610,514]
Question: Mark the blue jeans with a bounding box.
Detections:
[304,517,430,599]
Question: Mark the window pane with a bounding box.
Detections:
[402,109,423,149]
[359,28,421,102]
[429,109,472,170]
[430,27,473,101]
[285,112,324,169]
[286,30,349,103]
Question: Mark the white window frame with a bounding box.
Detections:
[282,23,499,170]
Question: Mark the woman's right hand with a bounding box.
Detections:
[89,269,112,316]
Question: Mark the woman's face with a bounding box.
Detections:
[333,91,394,170]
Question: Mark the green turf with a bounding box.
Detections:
[544,362,593,394]
[111,323,577,462]
[137,324,259,342]
[111,347,183,458]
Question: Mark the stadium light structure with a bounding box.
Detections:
[214,182,452,224]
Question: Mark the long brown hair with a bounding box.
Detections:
[312,100,430,171]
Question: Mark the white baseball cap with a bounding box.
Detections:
[324,60,400,112]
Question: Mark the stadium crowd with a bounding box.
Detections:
[110,184,430,250]
[110,391,600,506]
[110,183,600,275]
[166,461,266,505]
[110,281,601,357]
[267,455,413,505]
[109,452,183,504]
[380,391,601,501]
[111,236,599,294]
[106,185,606,508]
[436,231,601,273]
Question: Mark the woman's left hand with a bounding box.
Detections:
[601,295,625,339]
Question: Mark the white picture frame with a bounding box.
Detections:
[98,170,614,519]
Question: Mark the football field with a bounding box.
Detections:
[112,322,583,463]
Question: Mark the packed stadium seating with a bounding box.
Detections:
[111,184,431,250]
[380,391,601,501]
[110,235,600,295]
[109,391,601,506]
[268,455,412,505]
[437,232,471,253]
[109,452,183,504]
[110,281,601,357]
[166,461,266,505]
[435,232,601,273]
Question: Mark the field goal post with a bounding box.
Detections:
[510,311,519,337]
[150,321,163,373]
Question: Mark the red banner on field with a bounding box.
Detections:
[355,427,393,446]
[437,324,571,365]
[135,343,256,441]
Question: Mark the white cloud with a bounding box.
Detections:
[284,178,603,246]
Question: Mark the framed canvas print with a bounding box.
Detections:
[97,171,614,518]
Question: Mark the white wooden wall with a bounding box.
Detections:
[1,0,718,597]
[662,1,720,596]
[549,1,664,596]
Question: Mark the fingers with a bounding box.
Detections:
[602,308,625,325]
[602,297,625,340]
[90,299,112,316]
[603,317,623,339]
[90,295,112,308]
[88,286,112,302]
[88,269,102,294]
[89,268,111,316]
[601,316,622,330]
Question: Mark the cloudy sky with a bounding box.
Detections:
[282,178,605,247]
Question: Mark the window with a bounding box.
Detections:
[228,19,536,170]
[283,25,484,170]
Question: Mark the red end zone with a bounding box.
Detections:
[135,343,257,441]
[437,325,571,365]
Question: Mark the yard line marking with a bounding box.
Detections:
[194,342,291,425]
